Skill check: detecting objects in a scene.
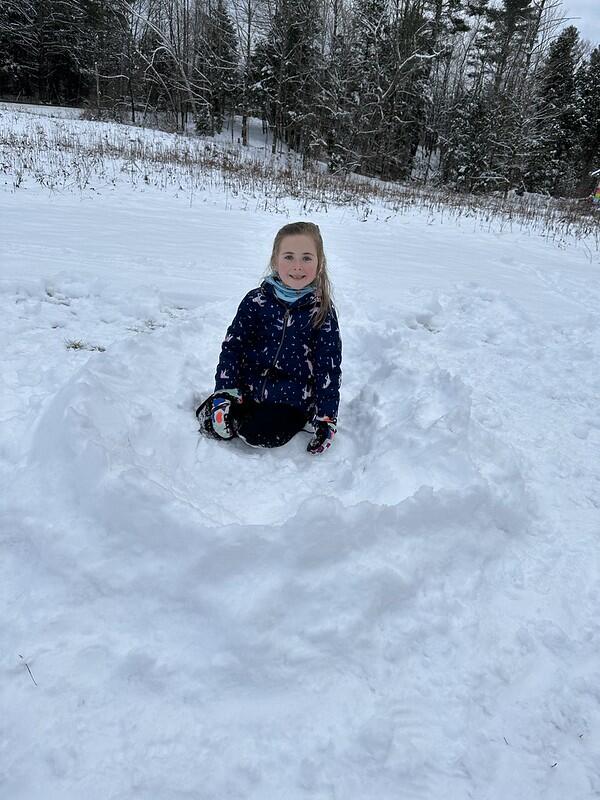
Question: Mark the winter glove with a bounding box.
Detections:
[307,416,336,455]
[210,390,241,439]
[196,389,241,439]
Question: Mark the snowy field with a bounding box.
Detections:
[2,106,600,800]
[0,99,287,156]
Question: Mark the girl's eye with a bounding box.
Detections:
[303,256,314,262]
[284,255,294,260]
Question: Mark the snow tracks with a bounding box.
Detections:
[2,278,600,799]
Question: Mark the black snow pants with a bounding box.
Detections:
[198,395,308,449]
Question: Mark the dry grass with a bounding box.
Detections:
[1,111,598,251]
[65,338,105,352]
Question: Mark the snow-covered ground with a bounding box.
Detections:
[2,106,600,800]
[0,100,281,150]
[0,101,83,119]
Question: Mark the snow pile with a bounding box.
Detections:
[2,108,600,799]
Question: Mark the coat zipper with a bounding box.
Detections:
[261,309,290,400]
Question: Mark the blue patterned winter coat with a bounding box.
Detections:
[214,281,342,421]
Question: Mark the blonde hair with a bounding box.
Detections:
[268,221,333,328]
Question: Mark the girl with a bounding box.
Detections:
[196,221,342,454]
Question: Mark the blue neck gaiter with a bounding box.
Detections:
[265,275,316,304]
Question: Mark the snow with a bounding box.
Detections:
[2,107,600,799]
[0,101,83,120]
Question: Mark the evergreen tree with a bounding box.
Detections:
[475,0,537,96]
[440,89,499,190]
[252,0,323,158]
[0,0,88,103]
[349,0,390,174]
[530,25,582,195]
[0,1,37,99]
[319,5,362,173]
[435,0,552,193]
[0,0,130,108]
[193,0,239,133]
[574,46,600,195]
[81,0,132,115]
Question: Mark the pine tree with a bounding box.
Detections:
[531,25,582,195]
[379,0,432,180]
[440,89,499,190]
[435,0,552,193]
[81,0,133,115]
[574,46,600,196]
[319,3,362,173]
[0,1,37,99]
[194,0,239,133]
[0,0,131,108]
[252,0,323,158]
[476,0,537,96]
[349,0,390,174]
[0,0,87,103]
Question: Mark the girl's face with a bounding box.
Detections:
[273,234,319,290]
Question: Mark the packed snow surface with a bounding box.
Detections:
[1,107,600,800]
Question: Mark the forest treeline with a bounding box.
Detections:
[1,0,599,197]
